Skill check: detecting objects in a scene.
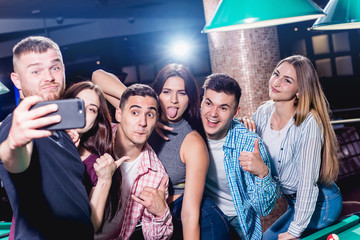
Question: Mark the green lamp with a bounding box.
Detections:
[312,0,360,30]
[203,0,324,32]
[0,82,9,95]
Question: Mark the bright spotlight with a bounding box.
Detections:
[172,42,190,57]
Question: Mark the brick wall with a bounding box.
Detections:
[202,0,281,117]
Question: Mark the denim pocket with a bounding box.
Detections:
[315,183,342,226]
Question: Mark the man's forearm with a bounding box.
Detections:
[0,136,32,173]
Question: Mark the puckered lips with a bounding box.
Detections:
[41,83,59,92]
[134,130,148,138]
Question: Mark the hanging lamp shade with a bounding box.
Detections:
[0,82,9,95]
[312,0,360,30]
[202,0,324,32]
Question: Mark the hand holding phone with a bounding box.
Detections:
[30,99,86,131]
[7,95,60,150]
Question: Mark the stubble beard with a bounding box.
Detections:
[23,82,65,101]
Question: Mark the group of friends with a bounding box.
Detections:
[0,35,343,240]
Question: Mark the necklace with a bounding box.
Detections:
[270,117,289,136]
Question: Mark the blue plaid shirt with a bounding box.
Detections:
[223,119,277,240]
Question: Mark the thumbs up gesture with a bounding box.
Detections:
[132,175,169,217]
[94,153,130,181]
[239,139,269,178]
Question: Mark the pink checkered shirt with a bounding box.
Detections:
[112,123,173,240]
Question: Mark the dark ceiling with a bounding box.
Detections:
[0,0,208,79]
[0,0,203,19]
[0,0,330,64]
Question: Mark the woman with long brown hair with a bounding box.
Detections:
[244,55,342,239]
[64,81,129,237]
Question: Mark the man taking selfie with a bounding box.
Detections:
[0,36,93,240]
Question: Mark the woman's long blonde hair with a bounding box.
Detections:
[275,55,339,184]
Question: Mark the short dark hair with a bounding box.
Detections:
[202,73,242,107]
[13,36,63,67]
[119,84,159,111]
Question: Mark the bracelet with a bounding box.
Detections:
[9,129,23,148]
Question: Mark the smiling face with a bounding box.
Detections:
[116,95,158,146]
[201,89,240,140]
[11,49,65,101]
[269,61,299,102]
[75,88,100,135]
[159,76,189,123]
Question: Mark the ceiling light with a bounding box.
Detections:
[312,0,360,30]
[203,0,324,32]
[0,82,9,95]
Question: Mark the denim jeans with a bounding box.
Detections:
[226,215,245,240]
[263,183,342,240]
[169,195,230,240]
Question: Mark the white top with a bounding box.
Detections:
[253,101,324,236]
[120,152,143,215]
[95,152,143,240]
[205,137,236,216]
[262,110,292,181]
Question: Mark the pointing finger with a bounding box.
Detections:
[115,155,130,168]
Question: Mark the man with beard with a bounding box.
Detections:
[0,36,93,239]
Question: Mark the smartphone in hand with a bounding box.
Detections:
[31,99,86,130]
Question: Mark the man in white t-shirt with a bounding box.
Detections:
[98,84,173,239]
[201,73,277,240]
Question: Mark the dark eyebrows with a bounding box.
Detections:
[129,105,158,113]
[205,97,230,108]
[276,69,295,82]
[129,104,141,110]
[284,75,295,82]
[162,87,186,92]
[89,103,99,109]
[148,106,158,112]
[205,97,212,103]
[220,103,231,108]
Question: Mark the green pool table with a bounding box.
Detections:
[302,214,360,239]
[0,222,10,240]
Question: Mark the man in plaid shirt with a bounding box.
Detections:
[97,84,173,240]
[201,74,277,240]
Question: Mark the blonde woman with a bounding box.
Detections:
[243,55,342,240]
